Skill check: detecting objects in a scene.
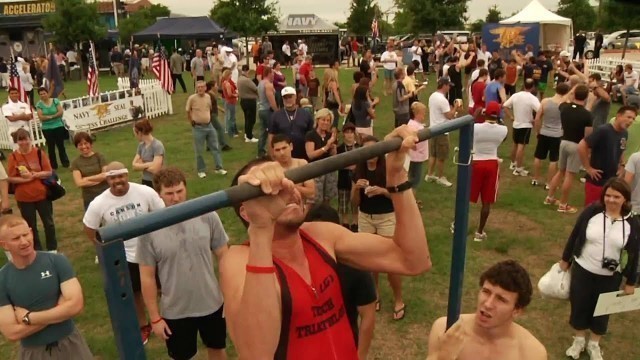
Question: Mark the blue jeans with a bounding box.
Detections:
[224,100,238,135]
[211,113,228,147]
[258,109,271,157]
[193,123,224,172]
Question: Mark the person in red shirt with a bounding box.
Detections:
[351,38,360,67]
[298,56,313,97]
[471,69,489,123]
[221,70,239,137]
[221,126,431,359]
[504,59,519,97]
[256,51,274,81]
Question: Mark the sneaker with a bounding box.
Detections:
[232,134,240,138]
[141,324,152,345]
[95,255,99,264]
[580,177,586,183]
[544,184,550,190]
[473,232,487,242]
[497,158,504,164]
[543,196,559,206]
[450,221,455,234]
[558,204,578,214]
[424,174,438,182]
[509,162,516,170]
[436,177,453,187]
[222,145,232,151]
[531,179,539,186]
[587,342,603,360]
[513,168,529,176]
[565,337,586,359]
[197,172,207,179]
[249,137,259,143]
[214,169,228,175]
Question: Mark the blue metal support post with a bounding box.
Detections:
[96,240,146,360]
[446,122,474,329]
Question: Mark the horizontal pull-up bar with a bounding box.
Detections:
[98,115,474,243]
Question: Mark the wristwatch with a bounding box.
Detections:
[22,311,31,325]
[386,181,412,193]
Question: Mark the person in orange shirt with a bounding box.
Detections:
[7,128,57,252]
[504,59,519,98]
[251,41,261,65]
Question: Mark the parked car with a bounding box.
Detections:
[604,30,640,49]
[611,35,640,50]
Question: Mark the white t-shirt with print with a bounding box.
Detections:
[83,183,165,263]
[380,51,398,71]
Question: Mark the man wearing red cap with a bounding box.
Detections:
[470,101,508,242]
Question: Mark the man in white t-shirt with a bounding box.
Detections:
[411,39,423,72]
[425,77,463,187]
[621,64,639,106]
[503,79,540,176]
[380,43,398,96]
[299,40,308,57]
[83,162,165,346]
[223,47,238,83]
[2,87,32,148]
[470,101,508,241]
[282,41,291,67]
[66,49,78,67]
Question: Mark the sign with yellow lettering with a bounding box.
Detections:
[0,0,56,16]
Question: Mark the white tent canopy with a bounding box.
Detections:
[500,0,572,51]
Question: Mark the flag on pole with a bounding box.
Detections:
[152,40,174,94]
[8,50,29,106]
[371,18,379,40]
[87,42,99,96]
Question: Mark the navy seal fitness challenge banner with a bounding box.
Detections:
[482,23,540,58]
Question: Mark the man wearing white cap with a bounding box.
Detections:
[223,47,238,83]
[267,86,314,160]
[83,162,165,346]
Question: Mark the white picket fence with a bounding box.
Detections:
[116,78,174,119]
[0,118,46,150]
[587,57,640,85]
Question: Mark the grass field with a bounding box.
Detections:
[0,65,639,360]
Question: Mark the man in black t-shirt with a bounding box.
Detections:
[545,85,592,214]
[304,204,377,360]
[268,87,314,160]
[536,52,554,98]
[579,105,637,206]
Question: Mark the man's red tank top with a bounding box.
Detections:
[270,229,358,360]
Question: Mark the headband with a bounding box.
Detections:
[106,168,129,177]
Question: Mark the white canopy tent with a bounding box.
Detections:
[500,0,573,51]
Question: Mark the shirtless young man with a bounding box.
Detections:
[426,260,547,360]
[221,125,430,359]
[270,133,315,202]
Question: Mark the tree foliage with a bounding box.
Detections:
[346,0,379,35]
[485,4,502,23]
[601,0,640,32]
[118,4,171,42]
[209,0,280,37]
[42,0,106,47]
[393,0,468,35]
[556,0,596,32]
[470,19,485,34]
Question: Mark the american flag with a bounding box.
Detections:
[87,41,99,96]
[8,54,28,105]
[371,18,379,40]
[152,40,174,94]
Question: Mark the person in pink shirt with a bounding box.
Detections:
[407,102,429,208]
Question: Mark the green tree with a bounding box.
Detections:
[485,4,502,23]
[42,0,106,47]
[393,0,468,35]
[346,0,378,35]
[469,19,485,34]
[118,4,171,42]
[602,0,640,58]
[556,0,596,33]
[209,0,279,64]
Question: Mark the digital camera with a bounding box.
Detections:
[602,258,619,272]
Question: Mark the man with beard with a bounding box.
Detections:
[222,125,431,359]
[267,87,314,160]
[426,260,547,360]
[83,162,165,345]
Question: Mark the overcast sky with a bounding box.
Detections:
[153,0,596,23]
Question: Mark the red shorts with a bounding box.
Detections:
[585,182,603,206]
[470,160,499,204]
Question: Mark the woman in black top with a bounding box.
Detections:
[305,108,338,205]
[559,178,639,359]
[352,135,405,320]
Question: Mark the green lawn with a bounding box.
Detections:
[0,66,639,359]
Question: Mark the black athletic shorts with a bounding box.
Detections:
[512,128,532,145]
[505,84,516,96]
[534,134,561,162]
[165,305,227,360]
[127,262,160,293]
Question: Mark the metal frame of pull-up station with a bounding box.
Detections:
[96,115,475,359]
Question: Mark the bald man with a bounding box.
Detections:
[82,162,165,345]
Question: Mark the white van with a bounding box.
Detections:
[439,30,471,43]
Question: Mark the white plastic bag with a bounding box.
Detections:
[538,262,571,300]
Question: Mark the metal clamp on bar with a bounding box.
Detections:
[452,147,474,166]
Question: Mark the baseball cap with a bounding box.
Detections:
[281,86,296,97]
[342,122,356,132]
[560,50,570,57]
[437,76,452,88]
[485,101,502,118]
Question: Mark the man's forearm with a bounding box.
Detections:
[578,142,591,168]
[4,322,46,341]
[29,301,81,326]
[140,276,160,321]
[233,227,281,358]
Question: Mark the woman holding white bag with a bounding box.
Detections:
[559,177,640,360]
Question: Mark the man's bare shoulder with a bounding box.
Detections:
[292,158,308,168]
[514,322,547,359]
